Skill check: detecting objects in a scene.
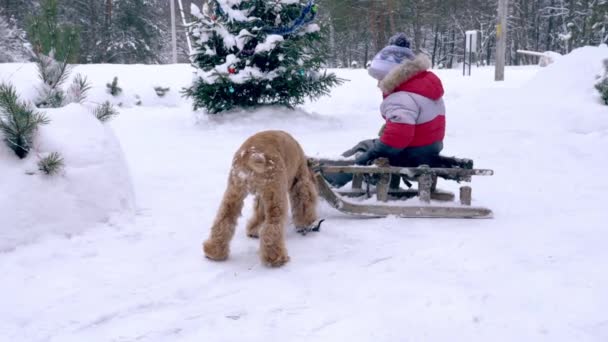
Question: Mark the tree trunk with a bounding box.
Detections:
[105,0,113,27]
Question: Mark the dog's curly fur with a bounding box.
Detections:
[203,130,319,267]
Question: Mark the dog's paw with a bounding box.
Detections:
[260,246,290,267]
[263,253,290,267]
[203,240,229,261]
[296,219,325,236]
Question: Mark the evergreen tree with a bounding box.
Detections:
[0,11,33,62]
[26,0,79,62]
[106,0,167,64]
[184,0,342,114]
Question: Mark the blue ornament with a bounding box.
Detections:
[229,86,235,93]
[299,69,305,76]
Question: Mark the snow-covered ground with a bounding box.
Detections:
[1,46,608,341]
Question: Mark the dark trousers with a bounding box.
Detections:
[324,141,443,188]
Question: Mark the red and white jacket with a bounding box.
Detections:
[378,54,446,149]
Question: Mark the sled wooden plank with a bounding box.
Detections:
[460,186,472,205]
[318,165,494,178]
[337,188,455,202]
[315,173,492,219]
[418,173,433,204]
[375,158,391,202]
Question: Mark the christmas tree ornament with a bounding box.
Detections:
[228,66,236,74]
[228,86,235,93]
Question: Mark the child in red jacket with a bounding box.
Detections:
[344,33,446,167]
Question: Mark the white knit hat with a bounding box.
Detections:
[368,33,415,80]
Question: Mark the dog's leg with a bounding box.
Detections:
[203,176,247,261]
[259,181,290,267]
[246,195,264,238]
[290,166,320,233]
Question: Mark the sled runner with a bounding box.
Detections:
[308,157,494,219]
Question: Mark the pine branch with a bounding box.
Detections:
[66,73,92,104]
[94,101,119,122]
[0,83,49,158]
[37,152,64,176]
[106,77,122,96]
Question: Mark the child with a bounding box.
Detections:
[343,33,446,167]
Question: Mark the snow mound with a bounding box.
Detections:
[517,45,608,135]
[524,45,608,100]
[0,103,135,251]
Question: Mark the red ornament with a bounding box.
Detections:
[211,15,217,21]
[228,66,236,74]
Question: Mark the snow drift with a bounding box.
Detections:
[0,103,135,251]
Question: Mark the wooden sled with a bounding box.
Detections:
[308,157,494,219]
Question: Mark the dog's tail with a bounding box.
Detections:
[246,152,266,173]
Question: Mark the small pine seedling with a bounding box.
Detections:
[66,73,92,104]
[94,101,119,122]
[0,83,49,158]
[37,152,64,176]
[34,51,71,108]
[106,77,122,96]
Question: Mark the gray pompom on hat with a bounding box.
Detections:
[368,32,415,80]
[388,32,411,48]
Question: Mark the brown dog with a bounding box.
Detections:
[203,130,320,267]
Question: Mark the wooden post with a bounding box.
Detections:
[460,186,472,206]
[170,0,177,63]
[495,0,508,81]
[375,158,391,202]
[418,173,433,204]
[352,174,363,190]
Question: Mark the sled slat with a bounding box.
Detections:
[460,186,472,206]
[418,173,433,204]
[318,165,493,178]
[375,158,391,202]
[337,188,455,202]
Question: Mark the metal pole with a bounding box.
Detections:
[468,37,472,76]
[495,0,508,81]
[463,36,466,76]
[170,0,177,63]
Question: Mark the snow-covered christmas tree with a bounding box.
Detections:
[184,0,342,114]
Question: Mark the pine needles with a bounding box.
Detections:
[34,51,70,108]
[106,77,122,96]
[66,73,92,104]
[94,101,119,122]
[37,152,64,175]
[0,83,49,158]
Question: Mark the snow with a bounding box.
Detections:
[305,23,321,33]
[1,45,608,341]
[0,103,135,252]
[254,34,284,53]
[216,0,250,22]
